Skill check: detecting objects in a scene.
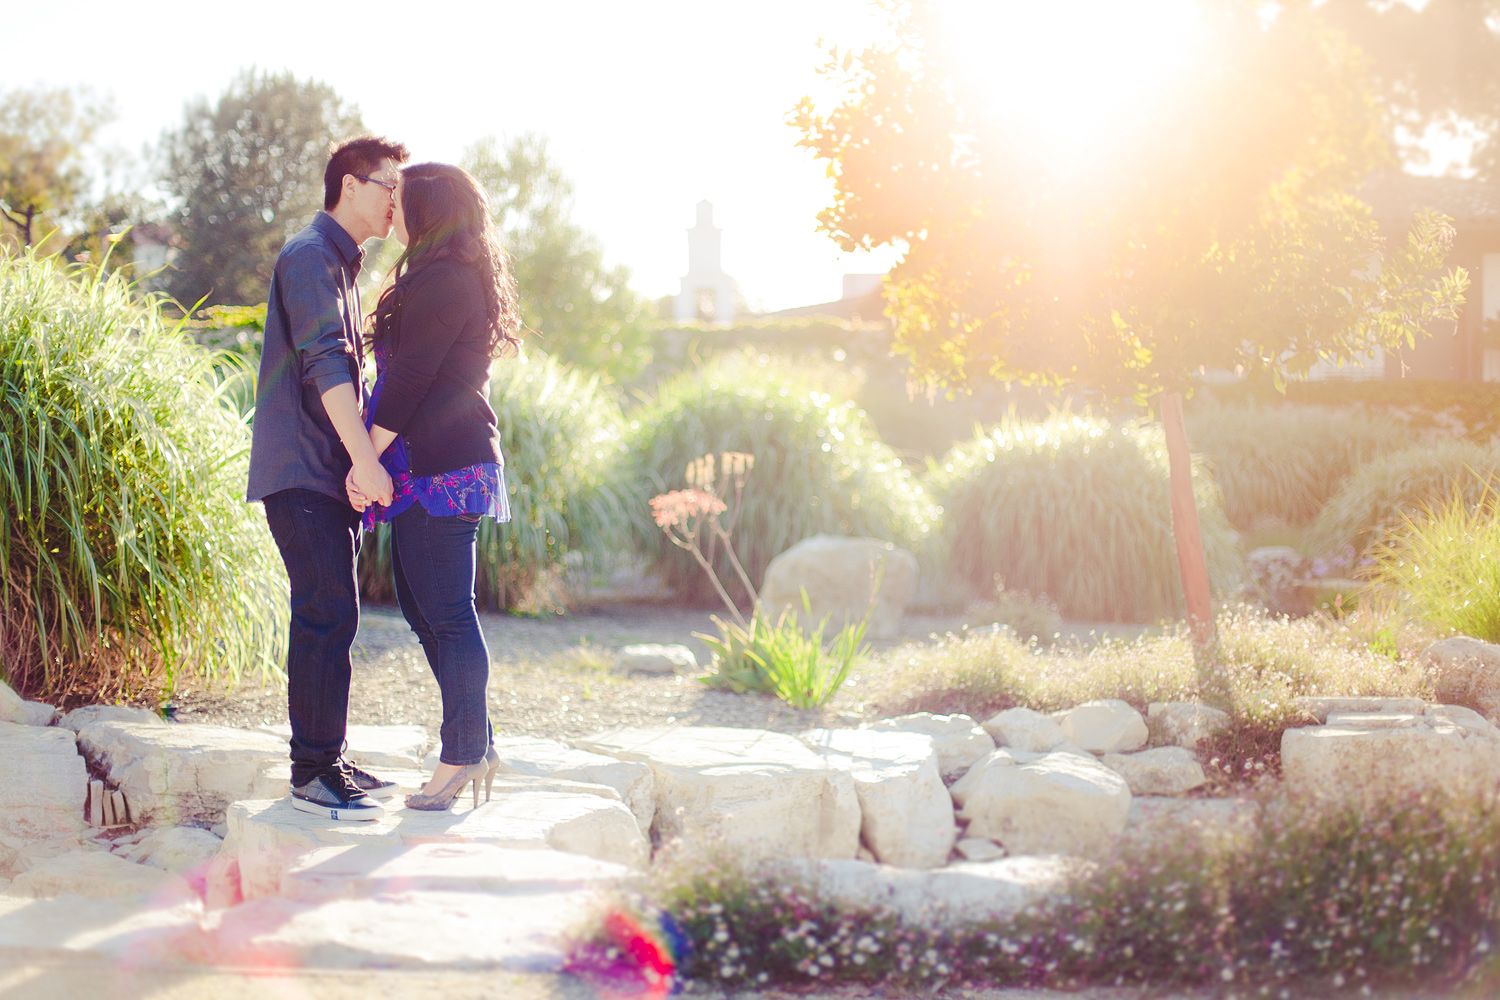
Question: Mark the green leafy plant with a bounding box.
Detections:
[0,249,286,703]
[930,413,1241,622]
[965,578,1063,646]
[359,353,640,611]
[699,599,868,710]
[627,350,940,606]
[1307,438,1500,558]
[1371,478,1500,642]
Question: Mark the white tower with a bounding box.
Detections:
[674,200,736,325]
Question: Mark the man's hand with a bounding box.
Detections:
[350,458,393,507]
[346,469,370,512]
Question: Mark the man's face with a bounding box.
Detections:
[345,157,400,241]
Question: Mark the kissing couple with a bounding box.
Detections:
[246,136,519,820]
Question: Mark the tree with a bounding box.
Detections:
[793,0,1466,402]
[462,135,649,379]
[793,0,1467,651]
[0,86,111,251]
[160,69,364,308]
[1317,0,1500,177]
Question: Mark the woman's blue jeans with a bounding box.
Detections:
[390,503,492,766]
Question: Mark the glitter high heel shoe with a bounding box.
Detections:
[403,760,491,812]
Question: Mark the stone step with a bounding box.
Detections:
[280,842,629,902]
[225,791,647,900]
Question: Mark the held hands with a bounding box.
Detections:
[347,458,393,512]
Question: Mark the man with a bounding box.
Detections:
[247,135,408,821]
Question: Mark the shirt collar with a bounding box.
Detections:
[311,211,364,276]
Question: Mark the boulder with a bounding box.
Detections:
[1423,636,1500,719]
[1427,704,1496,735]
[866,713,995,778]
[114,826,223,875]
[9,849,188,899]
[1246,546,1313,617]
[494,736,655,831]
[279,842,629,902]
[1060,700,1148,754]
[0,721,87,840]
[575,726,860,860]
[799,729,957,869]
[1147,702,1230,748]
[223,792,647,900]
[0,891,206,963]
[58,705,164,734]
[1290,696,1427,724]
[256,723,428,771]
[757,534,918,640]
[1282,715,1500,803]
[75,721,288,827]
[950,748,1131,855]
[1101,747,1207,796]
[954,837,1005,862]
[0,679,56,727]
[982,707,1069,753]
[771,854,1078,927]
[614,644,697,675]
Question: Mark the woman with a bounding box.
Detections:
[348,161,521,811]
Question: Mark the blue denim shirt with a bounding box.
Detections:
[246,213,367,503]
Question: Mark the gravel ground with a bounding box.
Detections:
[169,599,1154,746]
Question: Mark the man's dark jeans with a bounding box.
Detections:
[264,488,361,786]
[390,503,491,766]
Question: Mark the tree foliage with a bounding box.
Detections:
[463,135,649,379]
[160,69,363,308]
[1318,0,1500,177]
[0,85,112,250]
[792,0,1468,400]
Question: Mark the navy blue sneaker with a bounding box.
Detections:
[339,759,398,800]
[290,767,385,822]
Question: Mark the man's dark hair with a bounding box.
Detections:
[324,135,410,210]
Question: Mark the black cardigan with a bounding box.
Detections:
[371,260,503,477]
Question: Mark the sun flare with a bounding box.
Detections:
[939,0,1207,170]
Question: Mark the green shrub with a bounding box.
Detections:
[698,602,868,709]
[930,413,1241,622]
[964,583,1063,646]
[1184,400,1415,528]
[358,353,640,611]
[1212,375,1500,441]
[1307,438,1500,558]
[1372,480,1500,642]
[571,789,1500,993]
[866,606,1428,722]
[626,351,940,605]
[0,251,285,702]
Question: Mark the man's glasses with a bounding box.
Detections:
[355,174,396,192]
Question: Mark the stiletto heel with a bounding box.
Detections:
[404,760,490,812]
[484,768,495,802]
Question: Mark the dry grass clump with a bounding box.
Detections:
[865,606,1430,723]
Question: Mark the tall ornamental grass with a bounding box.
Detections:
[627,351,940,605]
[1372,480,1500,643]
[1307,438,1500,558]
[359,353,640,611]
[930,414,1241,622]
[1185,400,1415,528]
[0,251,285,703]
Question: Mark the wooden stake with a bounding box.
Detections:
[1161,391,1216,648]
[89,780,104,827]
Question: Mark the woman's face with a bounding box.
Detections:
[392,174,409,246]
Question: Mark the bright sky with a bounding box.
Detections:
[5,1,1461,313]
[4,0,903,312]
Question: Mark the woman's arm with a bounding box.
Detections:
[369,423,399,458]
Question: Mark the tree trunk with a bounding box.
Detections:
[1161,391,1216,648]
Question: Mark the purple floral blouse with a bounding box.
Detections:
[360,345,511,532]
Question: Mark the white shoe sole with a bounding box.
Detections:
[289,793,385,822]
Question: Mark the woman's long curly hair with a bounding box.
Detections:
[372,162,521,358]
